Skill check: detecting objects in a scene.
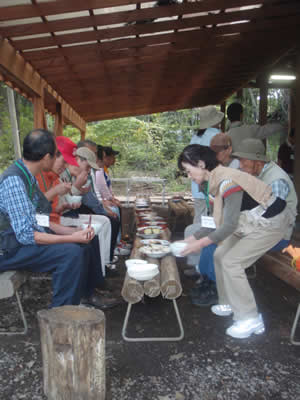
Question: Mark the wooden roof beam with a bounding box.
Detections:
[12,3,300,51]
[0,0,274,38]
[0,38,86,132]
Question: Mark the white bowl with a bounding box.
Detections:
[170,241,187,257]
[125,259,148,269]
[141,239,170,246]
[140,245,170,259]
[81,223,102,235]
[127,263,159,281]
[65,194,82,204]
[137,226,162,239]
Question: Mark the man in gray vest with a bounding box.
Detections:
[210,138,297,339]
[233,138,297,243]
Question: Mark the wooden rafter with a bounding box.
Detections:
[0,0,298,122]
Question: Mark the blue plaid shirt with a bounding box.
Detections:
[259,163,290,200]
[0,160,45,245]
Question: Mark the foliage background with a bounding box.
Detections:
[0,82,289,195]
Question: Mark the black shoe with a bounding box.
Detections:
[183,268,201,280]
[190,285,218,307]
[83,294,123,310]
[96,280,113,293]
[189,277,211,296]
[105,268,120,278]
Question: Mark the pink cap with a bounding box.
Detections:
[56,136,78,166]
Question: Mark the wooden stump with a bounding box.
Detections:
[37,305,106,400]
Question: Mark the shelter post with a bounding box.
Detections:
[33,91,47,130]
[258,74,268,125]
[80,129,86,140]
[54,103,63,136]
[6,86,21,159]
[294,55,300,215]
[220,101,226,131]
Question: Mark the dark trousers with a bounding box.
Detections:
[0,237,103,308]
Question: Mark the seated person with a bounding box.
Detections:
[178,144,294,339]
[61,145,120,272]
[36,136,113,280]
[0,129,120,310]
[210,133,240,168]
[95,145,129,255]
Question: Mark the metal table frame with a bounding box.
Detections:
[290,303,300,345]
[122,299,184,342]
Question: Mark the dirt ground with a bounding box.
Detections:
[1,209,300,400]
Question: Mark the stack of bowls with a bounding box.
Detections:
[125,259,159,281]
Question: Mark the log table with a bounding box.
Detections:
[121,223,184,342]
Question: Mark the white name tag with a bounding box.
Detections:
[36,214,50,227]
[201,216,216,229]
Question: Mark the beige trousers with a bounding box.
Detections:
[61,214,111,276]
[214,207,292,321]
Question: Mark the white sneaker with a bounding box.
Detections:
[226,314,265,339]
[211,304,233,317]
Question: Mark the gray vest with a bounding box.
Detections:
[259,161,298,239]
[0,161,51,252]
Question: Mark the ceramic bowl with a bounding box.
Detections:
[125,259,148,269]
[137,226,162,239]
[127,263,159,281]
[65,194,82,204]
[170,241,187,257]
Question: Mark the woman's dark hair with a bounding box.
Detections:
[23,129,56,161]
[178,144,219,172]
[227,102,243,122]
[77,139,97,149]
[196,128,206,137]
[97,144,104,161]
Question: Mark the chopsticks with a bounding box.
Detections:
[87,215,92,240]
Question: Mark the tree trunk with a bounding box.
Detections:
[38,306,106,400]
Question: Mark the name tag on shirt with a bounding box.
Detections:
[201,216,216,229]
[36,214,49,227]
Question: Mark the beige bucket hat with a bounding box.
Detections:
[198,105,224,129]
[232,138,269,162]
[76,147,100,170]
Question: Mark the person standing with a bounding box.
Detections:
[226,102,286,152]
[184,105,224,278]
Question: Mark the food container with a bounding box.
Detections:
[137,226,162,239]
[170,241,187,257]
[127,263,159,281]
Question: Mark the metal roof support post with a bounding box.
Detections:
[6,86,21,159]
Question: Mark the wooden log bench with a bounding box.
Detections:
[0,270,29,335]
[257,250,300,345]
[121,228,184,342]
